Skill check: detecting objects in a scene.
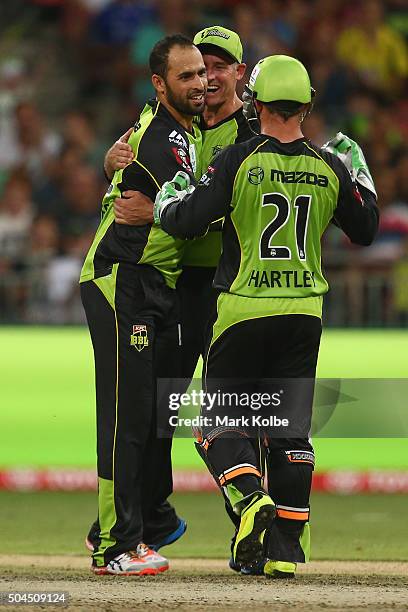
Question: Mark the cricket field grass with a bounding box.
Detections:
[1,327,408,470]
[1,328,408,609]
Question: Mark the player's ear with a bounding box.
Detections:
[236,63,246,81]
[152,74,165,95]
[254,99,263,114]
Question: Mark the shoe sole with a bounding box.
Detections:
[263,560,295,579]
[265,569,295,579]
[235,504,275,566]
[229,557,266,576]
[92,565,168,576]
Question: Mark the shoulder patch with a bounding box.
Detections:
[199,165,215,187]
[168,130,188,148]
[171,146,193,172]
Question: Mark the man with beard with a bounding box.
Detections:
[103,27,268,574]
[80,34,206,575]
[109,27,249,380]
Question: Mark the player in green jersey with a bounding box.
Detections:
[103,28,266,572]
[178,27,249,381]
[105,27,250,381]
[153,55,379,578]
[80,35,206,576]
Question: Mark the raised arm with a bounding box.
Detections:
[322,134,379,245]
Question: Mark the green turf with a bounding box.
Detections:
[0,327,407,469]
[1,491,407,561]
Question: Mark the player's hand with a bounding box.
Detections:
[154,171,195,225]
[114,191,154,225]
[104,127,134,181]
[322,132,377,197]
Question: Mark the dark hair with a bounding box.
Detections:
[263,100,306,121]
[149,34,194,78]
[262,87,315,121]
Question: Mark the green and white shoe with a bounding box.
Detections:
[233,492,275,567]
[264,560,296,579]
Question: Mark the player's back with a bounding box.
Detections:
[215,135,341,299]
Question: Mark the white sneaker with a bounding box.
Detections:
[92,543,169,575]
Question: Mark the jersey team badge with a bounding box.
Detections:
[130,325,149,351]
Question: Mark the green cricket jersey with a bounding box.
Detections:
[182,108,251,268]
[80,100,201,289]
[160,135,379,316]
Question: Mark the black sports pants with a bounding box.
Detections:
[81,263,181,567]
[203,313,322,563]
[177,265,217,380]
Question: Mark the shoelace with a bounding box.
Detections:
[127,544,151,559]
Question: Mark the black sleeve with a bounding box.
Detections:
[325,151,379,246]
[160,147,236,239]
[118,161,157,201]
[119,122,196,201]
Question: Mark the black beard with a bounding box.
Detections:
[165,82,204,116]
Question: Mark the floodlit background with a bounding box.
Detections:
[0,0,407,562]
[0,0,407,325]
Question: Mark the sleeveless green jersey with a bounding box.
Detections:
[80,100,201,288]
[182,108,250,268]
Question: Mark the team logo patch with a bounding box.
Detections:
[199,165,215,187]
[248,166,264,185]
[201,28,230,40]
[172,147,192,172]
[249,63,261,87]
[168,130,187,147]
[130,324,149,351]
[285,450,315,466]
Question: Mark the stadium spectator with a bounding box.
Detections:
[0,174,34,272]
[0,58,33,174]
[0,0,407,325]
[13,102,62,188]
[61,110,107,176]
[336,0,408,99]
[57,165,102,238]
[130,0,197,106]
[23,215,61,322]
[0,174,35,320]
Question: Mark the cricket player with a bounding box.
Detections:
[152,55,379,577]
[108,26,250,378]
[103,27,265,573]
[80,34,206,575]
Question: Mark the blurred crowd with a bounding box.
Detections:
[0,0,407,324]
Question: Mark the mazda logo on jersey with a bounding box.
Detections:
[248,167,264,185]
